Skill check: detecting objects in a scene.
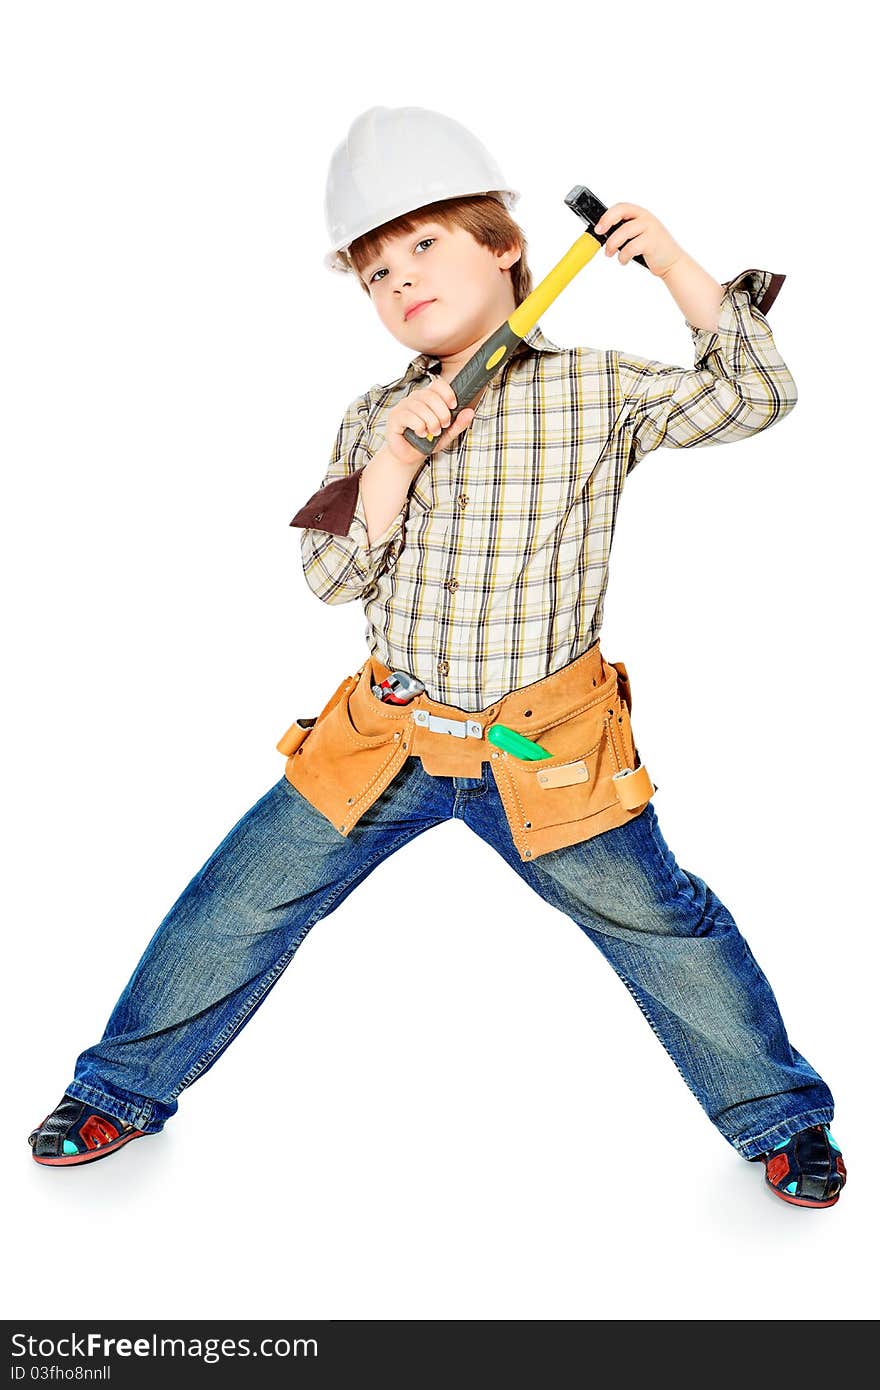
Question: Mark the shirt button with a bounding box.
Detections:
[437,659,450,675]
[446,578,458,592]
[457,494,469,510]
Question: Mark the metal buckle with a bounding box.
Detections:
[412,710,483,740]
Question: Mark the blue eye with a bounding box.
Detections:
[369,238,435,284]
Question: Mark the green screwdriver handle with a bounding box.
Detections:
[487,723,553,761]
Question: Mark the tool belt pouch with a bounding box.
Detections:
[490,656,656,861]
[275,663,411,835]
[275,670,354,756]
[606,659,655,807]
[275,645,656,857]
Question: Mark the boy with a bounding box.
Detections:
[29,106,846,1210]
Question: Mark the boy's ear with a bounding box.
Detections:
[498,243,522,272]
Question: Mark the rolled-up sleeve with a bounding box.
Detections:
[615,268,798,474]
[290,394,407,605]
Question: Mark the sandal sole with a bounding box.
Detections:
[31,1129,146,1166]
[765,1181,841,1208]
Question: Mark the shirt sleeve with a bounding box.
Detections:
[615,268,798,475]
[289,392,407,606]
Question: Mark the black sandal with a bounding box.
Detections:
[756,1124,846,1208]
[29,1094,146,1167]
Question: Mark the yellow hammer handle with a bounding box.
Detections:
[509,232,603,338]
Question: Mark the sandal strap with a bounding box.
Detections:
[29,1094,131,1158]
[763,1124,846,1202]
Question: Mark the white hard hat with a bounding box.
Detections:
[324,105,519,274]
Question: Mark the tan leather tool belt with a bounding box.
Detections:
[276,640,656,862]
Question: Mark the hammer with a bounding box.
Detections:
[403,186,649,454]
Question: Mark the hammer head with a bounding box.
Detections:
[564,185,610,238]
[565,184,649,269]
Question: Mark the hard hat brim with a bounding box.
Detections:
[324,187,520,274]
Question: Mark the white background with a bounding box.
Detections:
[2,0,876,1323]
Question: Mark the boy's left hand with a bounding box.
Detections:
[593,204,685,278]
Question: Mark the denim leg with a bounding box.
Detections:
[66,762,452,1134]
[461,789,835,1159]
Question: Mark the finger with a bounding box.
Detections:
[398,409,429,436]
[424,392,453,429]
[594,204,620,235]
[604,214,645,249]
[595,203,638,235]
[617,232,649,265]
[402,406,443,438]
[413,398,447,433]
[605,218,646,257]
[446,407,474,437]
[424,404,449,434]
[419,380,456,411]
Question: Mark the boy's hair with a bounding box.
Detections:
[346,193,533,306]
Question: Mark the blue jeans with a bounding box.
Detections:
[66,763,834,1160]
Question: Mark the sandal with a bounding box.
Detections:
[757,1123,847,1208]
[29,1093,146,1167]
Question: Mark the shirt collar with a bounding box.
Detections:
[400,322,565,384]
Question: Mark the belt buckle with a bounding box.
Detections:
[412,711,483,740]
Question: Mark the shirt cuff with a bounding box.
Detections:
[289,469,362,535]
[350,486,406,559]
[686,268,786,363]
[290,465,406,590]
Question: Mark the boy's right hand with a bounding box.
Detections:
[383,379,476,467]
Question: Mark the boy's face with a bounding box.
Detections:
[359,219,521,357]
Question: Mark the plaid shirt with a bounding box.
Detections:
[291,268,795,710]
